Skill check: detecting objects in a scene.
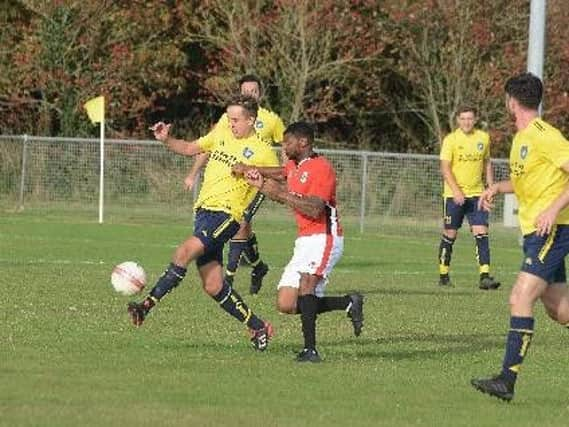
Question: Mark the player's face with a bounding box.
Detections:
[240,81,261,101]
[456,111,476,134]
[283,133,301,160]
[227,105,255,138]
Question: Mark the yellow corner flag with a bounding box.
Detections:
[84,96,105,124]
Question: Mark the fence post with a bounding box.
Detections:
[18,134,28,211]
[359,153,368,234]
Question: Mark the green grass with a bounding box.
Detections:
[1,211,568,427]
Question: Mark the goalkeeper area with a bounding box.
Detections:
[1,211,567,427]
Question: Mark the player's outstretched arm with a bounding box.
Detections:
[150,122,202,157]
[246,171,324,218]
[232,163,285,181]
[184,153,210,190]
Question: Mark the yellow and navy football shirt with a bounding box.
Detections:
[440,128,490,198]
[510,118,569,235]
[196,127,279,222]
[208,107,285,146]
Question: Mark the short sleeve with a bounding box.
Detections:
[305,161,335,202]
[543,130,569,168]
[272,115,286,144]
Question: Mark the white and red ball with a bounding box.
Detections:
[111,261,146,296]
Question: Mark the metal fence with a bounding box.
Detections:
[0,135,511,233]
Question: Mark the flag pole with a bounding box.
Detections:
[98,119,105,224]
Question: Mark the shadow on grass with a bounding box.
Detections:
[360,287,478,297]
[319,332,504,361]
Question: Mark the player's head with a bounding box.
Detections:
[504,72,543,112]
[455,105,477,134]
[239,74,263,101]
[226,95,258,139]
[282,121,315,161]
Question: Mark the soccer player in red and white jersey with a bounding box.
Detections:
[233,121,364,362]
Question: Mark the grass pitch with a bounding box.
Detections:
[1,211,568,427]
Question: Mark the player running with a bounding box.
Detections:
[233,121,364,362]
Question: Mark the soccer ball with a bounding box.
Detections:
[111,261,147,296]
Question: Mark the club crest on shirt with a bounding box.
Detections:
[477,142,484,151]
[255,120,264,129]
[520,145,528,159]
[243,147,254,159]
[299,171,309,183]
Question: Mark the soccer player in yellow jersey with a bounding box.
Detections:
[471,73,569,401]
[127,95,279,351]
[438,105,500,290]
[185,75,285,295]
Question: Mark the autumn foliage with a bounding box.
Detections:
[0,0,567,156]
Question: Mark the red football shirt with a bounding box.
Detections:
[284,155,343,236]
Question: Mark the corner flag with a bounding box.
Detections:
[84,96,105,124]
[84,95,106,224]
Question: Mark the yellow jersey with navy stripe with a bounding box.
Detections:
[510,118,569,235]
[440,128,490,197]
[208,107,285,146]
[196,128,279,221]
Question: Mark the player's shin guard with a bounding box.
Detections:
[226,238,248,277]
[438,234,455,275]
[298,294,318,349]
[149,263,187,301]
[475,233,491,274]
[213,279,264,330]
[243,233,261,266]
[500,316,534,384]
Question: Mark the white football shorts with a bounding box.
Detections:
[277,234,344,297]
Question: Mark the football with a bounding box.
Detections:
[111,261,147,296]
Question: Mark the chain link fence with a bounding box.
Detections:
[0,135,511,233]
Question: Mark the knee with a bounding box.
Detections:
[277,295,297,314]
[544,305,569,324]
[508,287,535,313]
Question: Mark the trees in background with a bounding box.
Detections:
[1,0,567,156]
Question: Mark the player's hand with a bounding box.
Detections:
[183,174,196,191]
[149,121,171,142]
[478,185,497,212]
[452,190,465,206]
[232,162,250,177]
[535,206,559,237]
[245,169,263,189]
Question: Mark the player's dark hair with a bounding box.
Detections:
[504,72,543,110]
[456,104,477,117]
[284,121,315,144]
[227,95,258,119]
[239,74,263,94]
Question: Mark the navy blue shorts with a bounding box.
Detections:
[243,191,265,223]
[521,225,569,284]
[443,197,488,230]
[193,209,240,267]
